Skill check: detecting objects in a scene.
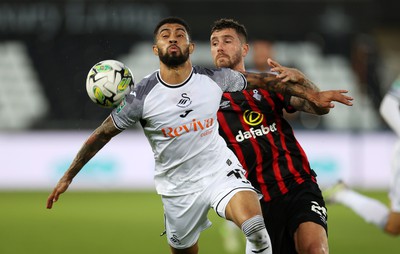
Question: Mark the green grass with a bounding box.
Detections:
[0,191,399,254]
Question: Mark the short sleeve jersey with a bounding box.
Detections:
[111,66,246,195]
[217,88,316,201]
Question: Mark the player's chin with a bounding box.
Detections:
[216,59,230,69]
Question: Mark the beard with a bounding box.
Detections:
[215,51,242,69]
[158,46,190,67]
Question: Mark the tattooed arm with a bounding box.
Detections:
[267,58,331,114]
[46,116,121,209]
[243,71,311,98]
[243,59,353,114]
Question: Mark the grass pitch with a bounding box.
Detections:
[0,191,399,254]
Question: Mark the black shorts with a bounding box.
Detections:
[260,180,328,254]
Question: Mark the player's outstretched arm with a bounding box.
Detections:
[267,58,354,114]
[46,116,121,209]
[243,71,323,104]
[293,90,354,115]
[242,59,321,100]
[241,58,353,113]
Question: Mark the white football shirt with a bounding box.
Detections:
[111,66,247,195]
[380,76,400,211]
[381,76,400,137]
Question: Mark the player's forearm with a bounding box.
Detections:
[300,78,320,92]
[62,132,109,181]
[243,71,313,99]
[242,71,333,114]
[242,71,278,90]
[292,97,329,115]
[61,118,119,182]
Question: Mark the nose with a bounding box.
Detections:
[215,42,224,52]
[169,39,177,44]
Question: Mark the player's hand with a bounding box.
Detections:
[267,58,305,83]
[310,90,354,108]
[46,179,71,209]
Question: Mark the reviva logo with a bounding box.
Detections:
[162,118,214,137]
[236,123,277,142]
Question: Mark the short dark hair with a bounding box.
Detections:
[211,18,248,43]
[153,16,192,42]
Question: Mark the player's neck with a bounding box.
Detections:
[159,61,193,86]
[232,63,246,73]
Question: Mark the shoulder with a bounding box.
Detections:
[192,65,237,76]
[132,70,159,100]
[193,65,219,76]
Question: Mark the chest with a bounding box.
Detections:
[220,89,283,114]
[144,78,223,129]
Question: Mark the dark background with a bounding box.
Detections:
[1,0,399,129]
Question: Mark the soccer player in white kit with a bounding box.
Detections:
[46,17,352,253]
[324,75,400,236]
[47,17,273,254]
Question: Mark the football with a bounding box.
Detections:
[86,60,134,108]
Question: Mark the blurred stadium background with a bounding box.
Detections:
[1,0,400,253]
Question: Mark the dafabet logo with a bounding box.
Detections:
[243,110,263,126]
[236,110,277,142]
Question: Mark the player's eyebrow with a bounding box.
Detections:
[159,28,171,34]
[211,34,235,41]
[159,26,187,35]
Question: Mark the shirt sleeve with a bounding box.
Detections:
[208,67,247,92]
[110,82,147,130]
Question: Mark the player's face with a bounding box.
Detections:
[210,28,248,71]
[153,23,193,67]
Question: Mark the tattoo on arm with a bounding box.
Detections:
[290,95,329,115]
[301,78,320,92]
[63,116,121,180]
[243,71,312,99]
[242,71,329,114]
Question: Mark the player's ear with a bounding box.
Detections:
[153,45,159,56]
[242,43,249,58]
[189,42,195,54]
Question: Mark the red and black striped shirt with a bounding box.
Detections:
[217,88,316,201]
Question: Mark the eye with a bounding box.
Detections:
[160,32,170,38]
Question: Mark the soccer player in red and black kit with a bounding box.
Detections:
[210,18,353,254]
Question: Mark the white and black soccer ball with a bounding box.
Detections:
[86,60,134,108]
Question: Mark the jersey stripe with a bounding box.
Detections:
[260,90,303,185]
[258,90,289,195]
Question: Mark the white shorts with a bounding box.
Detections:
[161,155,260,249]
[389,139,400,212]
